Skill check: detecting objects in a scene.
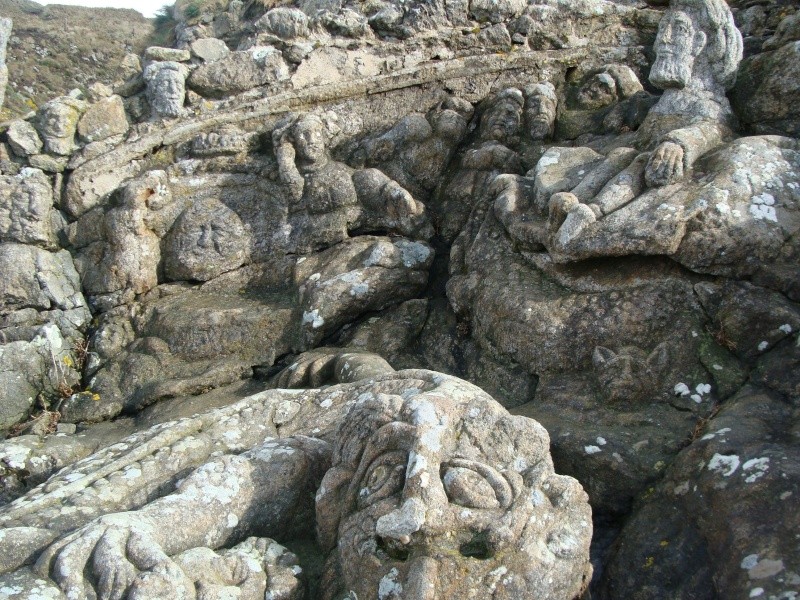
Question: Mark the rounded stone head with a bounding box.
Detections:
[649,0,742,92]
[524,83,558,141]
[291,114,329,164]
[144,61,189,119]
[480,88,525,144]
[316,375,592,600]
[37,97,84,155]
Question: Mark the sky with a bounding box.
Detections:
[33,0,165,18]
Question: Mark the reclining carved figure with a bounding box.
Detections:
[494,0,743,252]
[273,113,432,252]
[0,351,592,600]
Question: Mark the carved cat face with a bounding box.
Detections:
[592,342,669,403]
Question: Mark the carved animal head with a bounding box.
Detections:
[592,342,670,403]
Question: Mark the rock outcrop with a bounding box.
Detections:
[0,0,798,597]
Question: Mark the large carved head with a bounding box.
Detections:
[479,88,524,144]
[144,61,188,120]
[650,0,742,92]
[524,82,558,141]
[316,375,592,600]
[37,97,84,155]
[291,114,330,164]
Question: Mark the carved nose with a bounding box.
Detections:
[403,556,439,600]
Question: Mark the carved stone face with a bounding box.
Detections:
[293,117,328,164]
[480,98,523,143]
[592,343,669,403]
[525,90,557,141]
[145,63,187,119]
[320,387,592,600]
[650,10,704,89]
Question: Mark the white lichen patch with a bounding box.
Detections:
[395,240,432,268]
[779,324,793,334]
[674,383,690,396]
[378,568,403,599]
[584,445,602,455]
[707,453,740,477]
[758,341,769,351]
[742,457,770,483]
[302,309,325,329]
[350,282,370,297]
[749,202,777,222]
[596,437,607,446]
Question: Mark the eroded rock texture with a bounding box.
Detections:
[0,0,798,597]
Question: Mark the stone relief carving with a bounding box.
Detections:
[273,112,432,251]
[0,355,592,600]
[144,61,189,120]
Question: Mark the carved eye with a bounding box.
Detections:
[441,460,513,509]
[357,450,407,509]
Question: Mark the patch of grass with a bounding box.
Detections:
[149,4,177,47]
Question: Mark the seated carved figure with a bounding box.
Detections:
[0,352,592,600]
[440,85,557,241]
[273,113,432,252]
[354,97,474,202]
[495,0,743,255]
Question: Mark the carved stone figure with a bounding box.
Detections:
[143,61,189,120]
[440,86,557,241]
[548,0,742,243]
[356,97,474,201]
[82,172,172,297]
[164,198,251,282]
[0,353,592,600]
[592,342,669,403]
[493,0,743,253]
[36,96,86,156]
[273,113,430,251]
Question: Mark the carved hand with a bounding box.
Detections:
[645,141,685,187]
[36,513,190,600]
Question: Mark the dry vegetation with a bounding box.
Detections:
[0,0,155,119]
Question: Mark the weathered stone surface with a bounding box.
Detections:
[144,46,191,62]
[187,48,289,98]
[296,236,434,344]
[602,382,799,600]
[254,7,309,39]
[5,120,43,157]
[732,41,800,136]
[189,37,230,62]
[76,95,129,143]
[0,18,10,110]
[0,168,57,249]
[0,366,591,600]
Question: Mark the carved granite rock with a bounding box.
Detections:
[0,359,592,600]
[36,96,86,156]
[143,61,189,120]
[0,168,58,249]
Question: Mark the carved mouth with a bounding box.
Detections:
[376,536,411,561]
[459,532,494,560]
